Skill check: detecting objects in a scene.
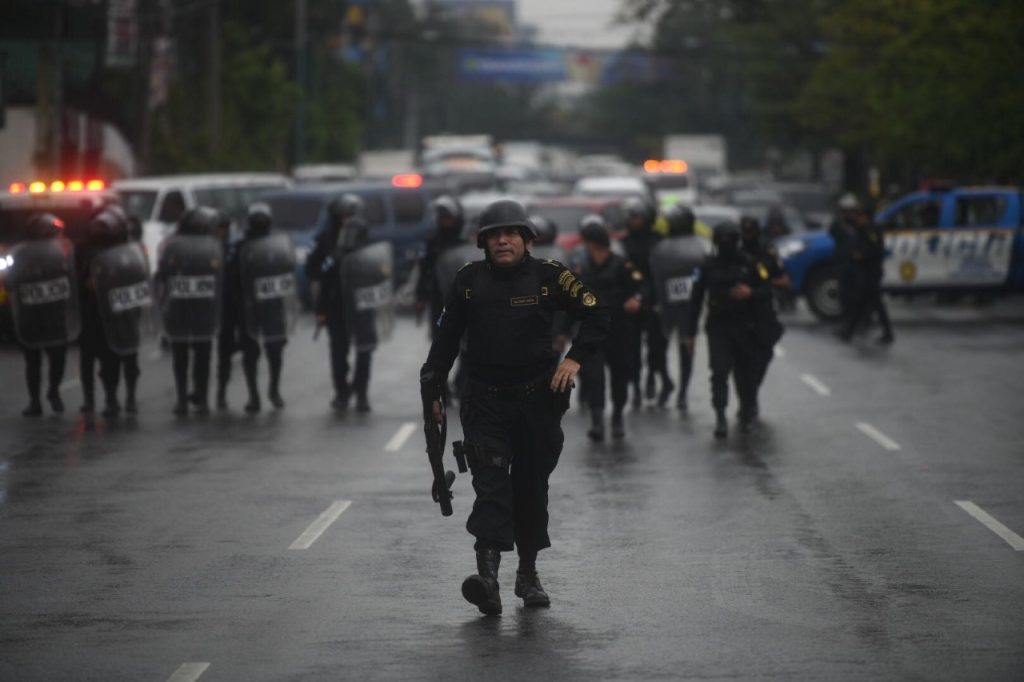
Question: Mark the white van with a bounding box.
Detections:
[112,173,291,271]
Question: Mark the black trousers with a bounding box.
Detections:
[171,341,211,405]
[99,352,140,404]
[241,335,286,395]
[326,314,371,399]
[842,283,893,338]
[676,340,693,403]
[581,330,630,415]
[460,381,565,555]
[644,311,669,376]
[24,346,66,403]
[707,325,758,415]
[216,327,238,393]
[79,321,106,407]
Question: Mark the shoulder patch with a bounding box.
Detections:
[457,261,474,274]
[541,259,563,268]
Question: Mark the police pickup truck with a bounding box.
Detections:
[775,186,1024,319]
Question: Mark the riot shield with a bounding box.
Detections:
[434,243,479,297]
[649,236,705,338]
[338,241,395,351]
[156,234,223,342]
[239,232,297,343]
[8,237,81,349]
[530,244,570,264]
[91,242,152,355]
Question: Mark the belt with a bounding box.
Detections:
[467,373,551,400]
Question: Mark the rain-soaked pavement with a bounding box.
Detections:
[1,298,1023,681]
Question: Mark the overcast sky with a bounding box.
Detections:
[516,0,648,49]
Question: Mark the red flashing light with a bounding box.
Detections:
[9,182,26,194]
[53,218,66,230]
[392,173,423,189]
[86,179,106,191]
[68,180,85,192]
[643,160,660,173]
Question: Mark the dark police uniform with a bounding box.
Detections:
[623,227,670,402]
[686,242,772,433]
[578,252,643,424]
[840,219,894,343]
[423,255,608,555]
[742,242,786,395]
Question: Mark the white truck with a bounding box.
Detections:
[663,134,728,178]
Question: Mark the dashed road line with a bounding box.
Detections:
[773,345,786,358]
[800,373,831,397]
[955,501,1024,551]
[289,500,352,550]
[166,662,210,682]
[384,421,418,452]
[856,422,901,451]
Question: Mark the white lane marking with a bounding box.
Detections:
[384,421,418,452]
[955,501,1024,551]
[856,422,901,451]
[800,373,831,396]
[59,378,79,392]
[289,500,352,550]
[166,662,210,682]
[773,345,786,358]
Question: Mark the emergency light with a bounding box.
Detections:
[643,160,689,174]
[8,179,106,194]
[392,173,423,189]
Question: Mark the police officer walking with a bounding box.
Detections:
[155,206,225,415]
[306,194,366,411]
[740,216,788,411]
[622,197,673,407]
[415,196,466,338]
[837,209,894,345]
[831,193,862,330]
[10,213,78,416]
[649,205,705,413]
[685,222,772,438]
[577,215,643,441]
[419,199,608,615]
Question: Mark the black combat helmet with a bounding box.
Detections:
[432,195,464,232]
[328,193,365,228]
[713,221,742,259]
[624,196,653,230]
[338,217,370,252]
[529,215,558,246]
[740,215,761,251]
[476,200,537,248]
[247,202,273,238]
[177,206,221,236]
[26,213,64,240]
[579,214,611,248]
[89,205,130,245]
[667,205,696,237]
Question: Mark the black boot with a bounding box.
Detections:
[355,393,371,413]
[657,372,675,408]
[714,410,728,439]
[514,554,550,608]
[611,411,625,440]
[331,385,351,412]
[124,386,137,415]
[102,398,121,419]
[215,382,228,411]
[644,372,656,401]
[22,400,43,417]
[462,549,502,616]
[46,387,64,414]
[587,410,605,442]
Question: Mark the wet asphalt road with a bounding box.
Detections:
[1,298,1023,681]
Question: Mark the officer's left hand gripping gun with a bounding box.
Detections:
[420,370,467,516]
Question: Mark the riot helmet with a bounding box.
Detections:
[476,200,536,248]
[432,195,464,234]
[667,205,696,237]
[178,206,221,236]
[740,215,762,252]
[338,217,370,253]
[247,202,273,238]
[530,215,558,246]
[624,196,654,232]
[328,193,365,229]
[89,205,130,245]
[579,215,611,249]
[713,221,742,260]
[26,213,65,240]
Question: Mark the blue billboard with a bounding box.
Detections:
[457,48,670,85]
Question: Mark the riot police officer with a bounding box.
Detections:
[740,216,787,409]
[621,197,672,407]
[831,193,862,329]
[229,203,295,412]
[214,212,240,409]
[155,206,224,415]
[685,222,772,438]
[12,213,77,416]
[86,205,148,416]
[577,215,643,441]
[306,194,366,411]
[838,209,894,345]
[415,196,465,338]
[420,199,608,615]
[650,205,705,412]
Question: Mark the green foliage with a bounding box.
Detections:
[798,0,1024,183]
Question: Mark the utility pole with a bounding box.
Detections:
[294,0,307,166]
[207,0,222,157]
